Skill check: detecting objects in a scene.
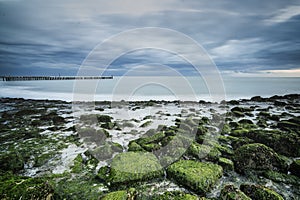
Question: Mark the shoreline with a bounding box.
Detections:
[1,93,300,104]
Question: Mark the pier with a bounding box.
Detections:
[1,76,113,81]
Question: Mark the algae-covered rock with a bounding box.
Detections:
[166,160,223,194]
[240,184,284,200]
[234,143,285,174]
[151,191,199,200]
[277,119,300,131]
[0,171,53,200]
[0,152,24,172]
[105,152,163,186]
[289,159,300,178]
[101,190,127,200]
[263,170,300,185]
[188,142,221,162]
[243,129,300,157]
[218,157,234,171]
[92,142,123,160]
[140,120,153,128]
[220,185,251,200]
[128,141,145,152]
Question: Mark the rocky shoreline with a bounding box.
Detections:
[0,94,300,199]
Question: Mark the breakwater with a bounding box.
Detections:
[1,76,113,81]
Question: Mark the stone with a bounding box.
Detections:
[104,152,163,186]
[166,160,223,194]
[240,184,284,200]
[234,143,285,174]
[220,185,251,200]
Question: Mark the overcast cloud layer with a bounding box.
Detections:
[0,0,300,76]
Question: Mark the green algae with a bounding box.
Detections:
[140,120,153,128]
[0,171,54,200]
[234,143,286,174]
[101,190,128,200]
[218,157,234,171]
[220,185,251,200]
[103,152,164,187]
[151,191,200,200]
[188,142,221,162]
[167,160,223,194]
[240,184,284,200]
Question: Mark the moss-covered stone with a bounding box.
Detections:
[140,120,153,128]
[277,120,300,131]
[220,185,251,200]
[105,152,163,186]
[166,160,223,194]
[128,141,145,152]
[263,170,300,185]
[0,171,54,200]
[0,152,24,172]
[151,191,200,200]
[240,184,284,200]
[242,129,300,157]
[234,143,285,174]
[101,190,128,200]
[188,142,221,162]
[218,157,234,171]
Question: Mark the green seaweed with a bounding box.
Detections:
[166,160,223,194]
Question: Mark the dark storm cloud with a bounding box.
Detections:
[0,0,300,76]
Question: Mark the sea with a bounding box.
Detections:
[1,76,300,102]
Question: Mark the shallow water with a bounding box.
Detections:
[1,76,300,102]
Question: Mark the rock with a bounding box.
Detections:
[97,115,113,123]
[0,171,53,200]
[244,129,300,157]
[78,128,108,146]
[101,190,127,200]
[0,152,24,172]
[218,157,234,171]
[277,120,300,132]
[128,141,145,152]
[220,185,251,200]
[251,96,265,102]
[274,100,287,106]
[188,142,221,162]
[151,191,199,200]
[166,160,223,194]
[238,119,253,125]
[104,152,163,186]
[240,184,284,200]
[289,159,300,178]
[234,143,285,174]
[92,142,123,160]
[231,107,253,113]
[140,120,152,128]
[263,170,300,186]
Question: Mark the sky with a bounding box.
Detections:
[0,0,300,77]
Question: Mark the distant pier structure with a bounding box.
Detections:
[1,76,113,81]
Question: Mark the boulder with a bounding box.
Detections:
[103,152,163,186]
[234,143,285,174]
[240,184,284,200]
[166,160,223,194]
[220,185,251,200]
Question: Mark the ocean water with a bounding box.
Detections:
[0,76,300,102]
